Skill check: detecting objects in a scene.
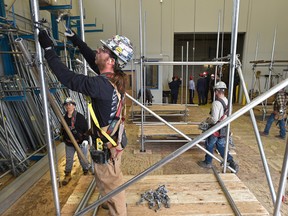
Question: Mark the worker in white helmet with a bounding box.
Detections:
[197,81,239,173]
[38,28,134,215]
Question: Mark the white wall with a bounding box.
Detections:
[83,0,288,98]
[6,0,288,98]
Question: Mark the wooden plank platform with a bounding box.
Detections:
[130,104,188,117]
[62,174,269,216]
[138,124,201,137]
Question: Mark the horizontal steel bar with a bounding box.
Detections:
[142,139,204,143]
[0,51,22,54]
[135,61,229,66]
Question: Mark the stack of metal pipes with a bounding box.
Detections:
[0,30,87,177]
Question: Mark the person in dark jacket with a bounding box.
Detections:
[168,76,181,104]
[203,71,210,104]
[61,97,89,185]
[38,29,133,216]
[137,88,153,105]
[197,73,207,105]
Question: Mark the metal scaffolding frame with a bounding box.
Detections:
[75,79,288,216]
[249,28,288,121]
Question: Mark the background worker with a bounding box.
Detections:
[188,75,195,104]
[61,97,89,185]
[197,81,239,173]
[168,76,182,104]
[196,73,207,105]
[137,88,153,105]
[203,71,210,104]
[209,74,215,103]
[38,29,133,215]
[261,88,288,140]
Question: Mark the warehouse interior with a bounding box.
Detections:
[0,0,288,215]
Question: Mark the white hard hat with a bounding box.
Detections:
[100,35,134,68]
[214,81,227,89]
[63,97,76,106]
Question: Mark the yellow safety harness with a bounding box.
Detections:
[87,99,118,150]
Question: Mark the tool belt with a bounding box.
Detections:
[90,138,111,164]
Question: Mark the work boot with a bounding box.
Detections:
[197,160,212,169]
[260,131,268,137]
[228,161,239,173]
[101,202,109,210]
[62,172,71,186]
[275,135,286,140]
[83,170,88,175]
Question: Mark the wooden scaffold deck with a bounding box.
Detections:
[137,124,202,143]
[130,104,189,120]
[62,174,269,216]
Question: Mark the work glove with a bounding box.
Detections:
[38,29,54,51]
[64,28,75,38]
[64,28,78,46]
[279,109,284,115]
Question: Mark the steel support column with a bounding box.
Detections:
[29,0,61,215]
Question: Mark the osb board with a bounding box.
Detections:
[130,104,187,113]
[63,174,268,216]
[138,124,201,137]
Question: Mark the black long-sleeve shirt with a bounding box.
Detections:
[44,36,119,128]
[62,112,88,145]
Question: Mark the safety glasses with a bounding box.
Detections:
[65,103,75,106]
[97,46,112,55]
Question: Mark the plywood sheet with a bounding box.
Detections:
[63,174,269,216]
[131,104,187,113]
[138,124,201,137]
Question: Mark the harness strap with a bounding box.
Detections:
[87,73,126,148]
[71,110,77,128]
[217,98,228,121]
[87,100,117,147]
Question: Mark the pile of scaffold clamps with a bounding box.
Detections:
[136,185,170,212]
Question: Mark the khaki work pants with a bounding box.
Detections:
[94,154,127,216]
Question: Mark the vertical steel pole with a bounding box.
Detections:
[264,27,277,120]
[185,41,189,106]
[78,0,90,131]
[139,0,145,152]
[273,139,288,216]
[160,0,163,54]
[236,57,277,203]
[214,11,221,102]
[181,46,184,104]
[219,0,226,77]
[0,101,16,175]
[250,33,259,99]
[143,11,147,106]
[192,0,196,78]
[223,0,239,173]
[29,0,60,215]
